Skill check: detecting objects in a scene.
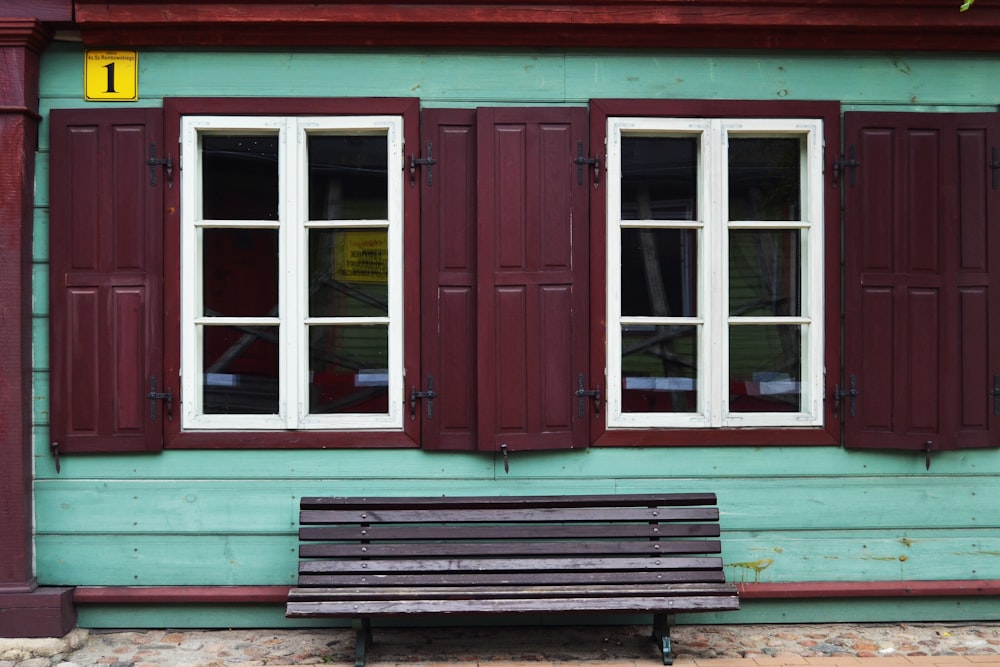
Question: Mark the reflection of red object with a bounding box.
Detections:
[728,380,797,413]
[312,370,388,413]
[621,386,694,412]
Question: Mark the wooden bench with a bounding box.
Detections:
[286,493,739,666]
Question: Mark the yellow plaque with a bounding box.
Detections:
[334,231,388,284]
[85,50,138,101]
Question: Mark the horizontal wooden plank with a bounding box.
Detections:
[300,492,717,510]
[300,506,719,525]
[296,569,727,587]
[285,594,740,616]
[299,539,722,559]
[299,556,724,575]
[300,522,720,542]
[288,582,738,601]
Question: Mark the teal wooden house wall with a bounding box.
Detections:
[33,43,1000,628]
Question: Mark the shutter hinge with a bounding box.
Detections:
[990,147,1000,190]
[992,374,1000,416]
[575,141,601,188]
[833,374,858,418]
[576,373,601,419]
[147,376,173,422]
[409,375,437,420]
[50,441,61,474]
[147,144,174,189]
[408,142,436,188]
[833,146,859,188]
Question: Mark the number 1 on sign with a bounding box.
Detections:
[103,63,117,93]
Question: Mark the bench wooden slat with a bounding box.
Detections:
[299,506,719,524]
[300,522,720,541]
[289,582,738,601]
[287,594,740,617]
[296,569,728,587]
[299,555,725,575]
[300,539,722,559]
[299,493,719,511]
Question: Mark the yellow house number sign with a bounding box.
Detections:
[85,50,138,101]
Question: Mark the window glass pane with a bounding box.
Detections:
[729,230,801,317]
[309,229,389,318]
[621,137,698,220]
[202,325,279,414]
[203,228,279,317]
[728,324,801,413]
[309,325,389,414]
[308,135,388,220]
[621,325,697,413]
[728,138,801,221]
[202,135,278,220]
[621,228,697,317]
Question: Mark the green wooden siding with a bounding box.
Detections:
[32,43,1000,626]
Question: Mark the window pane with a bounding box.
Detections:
[203,228,279,317]
[309,229,389,317]
[621,228,697,317]
[729,324,801,412]
[309,325,389,414]
[729,230,801,317]
[308,135,388,220]
[621,325,697,413]
[728,138,801,221]
[202,325,279,414]
[202,135,278,220]
[621,137,698,221]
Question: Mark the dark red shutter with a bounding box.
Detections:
[843,112,999,452]
[419,109,479,450]
[49,108,164,454]
[476,107,591,452]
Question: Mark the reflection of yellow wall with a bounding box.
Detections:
[334,231,388,284]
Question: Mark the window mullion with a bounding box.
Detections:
[707,119,727,427]
[281,119,301,429]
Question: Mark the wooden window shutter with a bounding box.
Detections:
[49,108,165,454]
[418,109,479,450]
[842,112,999,454]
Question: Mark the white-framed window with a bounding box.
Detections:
[606,117,825,429]
[180,115,405,430]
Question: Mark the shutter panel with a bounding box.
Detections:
[49,108,164,454]
[419,109,479,450]
[843,112,999,451]
[476,107,590,452]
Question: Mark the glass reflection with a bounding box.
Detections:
[308,135,388,221]
[728,324,801,412]
[202,135,279,220]
[309,229,389,318]
[621,325,697,413]
[621,228,697,318]
[202,228,278,318]
[728,138,801,221]
[728,230,801,317]
[201,325,279,414]
[621,137,697,221]
[308,325,389,415]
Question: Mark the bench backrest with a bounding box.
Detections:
[296,493,727,589]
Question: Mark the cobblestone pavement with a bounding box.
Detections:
[1,623,998,667]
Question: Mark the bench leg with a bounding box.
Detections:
[352,618,373,667]
[652,613,675,665]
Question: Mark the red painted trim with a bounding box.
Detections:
[71,1,1000,51]
[740,580,1000,599]
[71,581,1000,606]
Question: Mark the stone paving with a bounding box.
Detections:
[1,623,999,667]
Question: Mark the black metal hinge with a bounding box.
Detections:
[575,141,600,188]
[147,376,173,422]
[147,144,174,189]
[833,145,859,188]
[575,373,601,419]
[409,375,437,420]
[834,374,858,418]
[409,142,436,188]
[992,373,1000,416]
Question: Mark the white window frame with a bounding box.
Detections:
[180,115,405,431]
[606,117,824,429]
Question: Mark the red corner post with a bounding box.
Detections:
[0,17,75,637]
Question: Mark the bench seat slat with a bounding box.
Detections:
[300,555,724,575]
[299,493,719,511]
[300,522,720,541]
[300,539,722,559]
[299,507,719,525]
[287,594,740,617]
[296,569,727,587]
[289,583,738,601]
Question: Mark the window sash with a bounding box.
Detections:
[180,116,404,431]
[606,117,824,429]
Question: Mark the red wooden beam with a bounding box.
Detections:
[71,1,1000,51]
